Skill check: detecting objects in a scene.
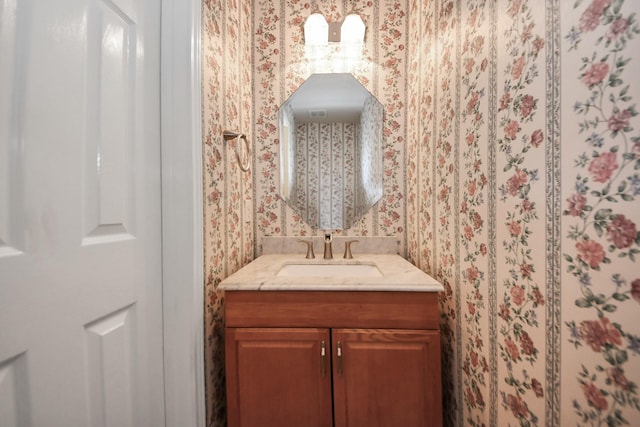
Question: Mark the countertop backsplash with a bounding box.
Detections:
[261,236,399,256]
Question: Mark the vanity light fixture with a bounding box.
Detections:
[303,4,365,46]
[304,6,329,45]
[340,10,365,44]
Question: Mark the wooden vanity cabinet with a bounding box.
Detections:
[225,327,333,427]
[224,291,442,427]
[332,329,441,427]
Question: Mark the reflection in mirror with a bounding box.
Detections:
[279,73,383,230]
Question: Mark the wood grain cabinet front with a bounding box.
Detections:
[225,328,333,427]
[224,291,442,427]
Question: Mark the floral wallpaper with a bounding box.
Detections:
[252,0,407,242]
[202,0,640,426]
[202,0,253,426]
[359,94,385,226]
[405,0,640,426]
[289,106,384,231]
[292,122,359,229]
[495,1,548,424]
[561,0,640,425]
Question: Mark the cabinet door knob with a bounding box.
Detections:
[337,341,343,376]
[321,340,326,377]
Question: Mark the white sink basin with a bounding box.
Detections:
[276,263,383,278]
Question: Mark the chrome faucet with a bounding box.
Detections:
[323,233,333,259]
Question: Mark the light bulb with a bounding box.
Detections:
[304,12,329,45]
[341,13,365,44]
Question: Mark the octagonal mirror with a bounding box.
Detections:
[279,73,384,230]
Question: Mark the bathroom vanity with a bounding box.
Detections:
[220,253,444,427]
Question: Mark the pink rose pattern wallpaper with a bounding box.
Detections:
[433,1,462,424]
[202,0,640,426]
[253,0,407,242]
[495,1,548,424]
[202,0,254,426]
[457,0,491,425]
[292,122,358,229]
[562,0,640,426]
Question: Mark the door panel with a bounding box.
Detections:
[0,0,27,257]
[0,353,30,426]
[332,329,442,427]
[85,305,137,427]
[0,0,164,425]
[84,0,137,244]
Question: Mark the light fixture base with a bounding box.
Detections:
[328,22,342,43]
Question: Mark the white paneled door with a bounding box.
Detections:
[0,0,165,426]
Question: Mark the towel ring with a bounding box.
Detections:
[223,130,251,172]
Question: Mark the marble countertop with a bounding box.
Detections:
[219,253,444,292]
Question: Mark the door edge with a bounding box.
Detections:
[160,0,205,426]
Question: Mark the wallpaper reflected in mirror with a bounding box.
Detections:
[279,73,384,230]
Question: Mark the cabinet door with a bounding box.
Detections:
[226,328,333,427]
[332,329,442,427]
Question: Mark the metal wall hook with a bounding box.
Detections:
[222,130,251,172]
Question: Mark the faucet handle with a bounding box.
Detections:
[343,240,359,259]
[298,240,315,259]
